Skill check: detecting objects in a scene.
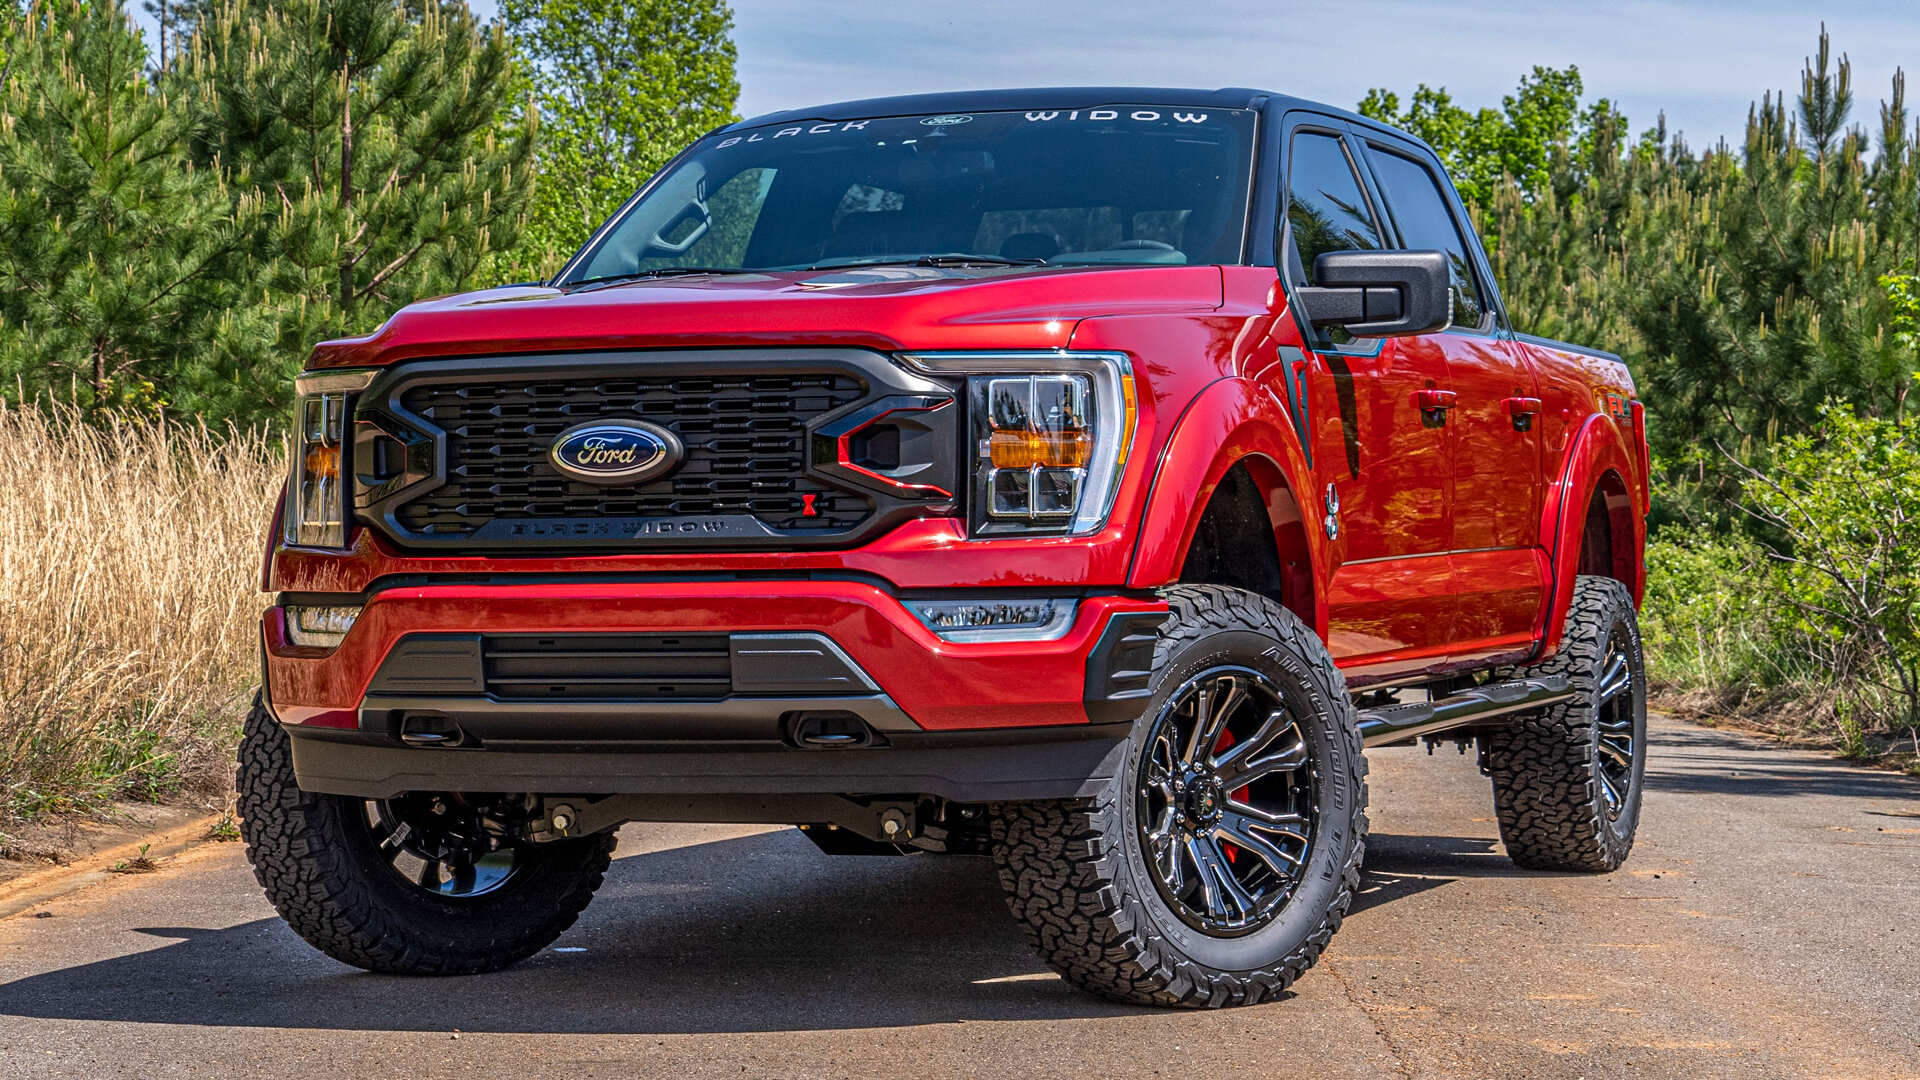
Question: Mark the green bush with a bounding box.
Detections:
[1740,404,1920,732]
[1640,526,1781,691]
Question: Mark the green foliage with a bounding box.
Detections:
[1639,525,1782,691]
[0,0,538,426]
[1882,261,1920,364]
[182,0,534,351]
[0,0,271,417]
[1359,66,1620,212]
[501,0,738,275]
[1740,404,1920,728]
[1799,23,1853,161]
[1376,31,1919,521]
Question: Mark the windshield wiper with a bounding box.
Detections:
[562,267,758,292]
[803,253,1049,271]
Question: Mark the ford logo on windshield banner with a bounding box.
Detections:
[547,420,683,486]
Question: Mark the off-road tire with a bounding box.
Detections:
[1486,575,1647,871]
[991,585,1367,1007]
[236,698,615,974]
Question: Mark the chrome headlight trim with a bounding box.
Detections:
[294,368,380,396]
[895,350,1136,537]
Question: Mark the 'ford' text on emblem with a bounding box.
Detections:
[920,114,973,126]
[547,420,683,486]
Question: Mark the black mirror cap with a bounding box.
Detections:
[1296,249,1453,337]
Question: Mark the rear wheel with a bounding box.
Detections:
[236,699,614,974]
[1486,575,1647,871]
[992,586,1366,1007]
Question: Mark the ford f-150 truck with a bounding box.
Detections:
[241,87,1651,1008]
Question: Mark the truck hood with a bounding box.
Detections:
[306,265,1226,369]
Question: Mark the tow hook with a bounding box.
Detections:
[879,807,910,841]
[523,802,580,842]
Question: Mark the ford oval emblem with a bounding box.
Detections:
[546,420,683,486]
[920,114,973,126]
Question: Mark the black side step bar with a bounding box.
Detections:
[1355,675,1574,748]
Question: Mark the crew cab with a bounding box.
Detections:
[240,87,1651,1008]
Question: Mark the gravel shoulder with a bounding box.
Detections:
[0,716,1915,1080]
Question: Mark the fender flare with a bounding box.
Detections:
[1126,376,1328,632]
[1536,413,1646,659]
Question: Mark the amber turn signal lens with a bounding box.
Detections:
[988,429,1091,469]
[303,445,339,480]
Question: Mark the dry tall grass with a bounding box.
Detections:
[0,402,282,825]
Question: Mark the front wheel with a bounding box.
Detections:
[992,586,1367,1007]
[236,699,615,974]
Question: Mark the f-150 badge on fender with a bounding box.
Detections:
[547,420,683,485]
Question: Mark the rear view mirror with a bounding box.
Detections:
[1295,250,1452,337]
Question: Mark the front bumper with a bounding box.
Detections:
[263,578,1167,798]
[283,723,1134,803]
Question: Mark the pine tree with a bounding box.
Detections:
[142,0,216,72]
[180,0,533,344]
[1372,30,1920,523]
[0,0,268,416]
[1799,23,1854,162]
[502,0,738,273]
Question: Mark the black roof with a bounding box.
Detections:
[729,86,1382,133]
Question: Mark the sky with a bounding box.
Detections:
[138,0,1920,151]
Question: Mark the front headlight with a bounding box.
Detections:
[285,369,377,549]
[898,351,1136,537]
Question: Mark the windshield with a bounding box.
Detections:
[561,107,1257,284]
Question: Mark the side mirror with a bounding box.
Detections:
[1294,250,1452,337]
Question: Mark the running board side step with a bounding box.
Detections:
[1355,675,1574,748]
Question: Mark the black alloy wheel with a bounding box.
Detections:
[992,585,1367,1008]
[362,792,529,899]
[1137,666,1316,936]
[237,697,615,975]
[1593,630,1638,821]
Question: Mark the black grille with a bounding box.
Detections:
[392,373,870,539]
[481,634,731,701]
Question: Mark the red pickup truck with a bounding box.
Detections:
[242,87,1651,1008]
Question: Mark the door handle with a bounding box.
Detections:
[1416,389,1457,425]
[1504,396,1542,432]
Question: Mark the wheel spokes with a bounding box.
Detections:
[1222,799,1309,830]
[368,795,528,899]
[1216,811,1306,880]
[1137,664,1316,935]
[1598,652,1631,703]
[1186,834,1256,920]
[1598,736,1634,769]
[1597,767,1625,812]
[1216,732,1309,788]
[1184,675,1245,764]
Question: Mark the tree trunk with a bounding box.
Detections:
[91,338,107,407]
[337,62,355,321]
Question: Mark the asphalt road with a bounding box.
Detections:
[2,717,1917,1080]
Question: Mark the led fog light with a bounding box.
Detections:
[284,604,361,648]
[911,598,1076,643]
